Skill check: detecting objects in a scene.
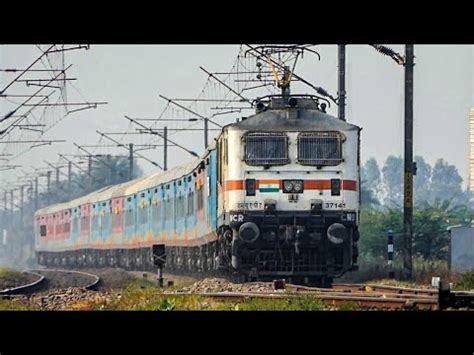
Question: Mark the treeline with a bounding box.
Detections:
[361,156,469,208]
[359,155,472,264]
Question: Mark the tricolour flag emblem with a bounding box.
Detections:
[259,180,280,193]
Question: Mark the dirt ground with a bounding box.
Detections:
[0,268,40,291]
[82,268,198,290]
[32,270,97,290]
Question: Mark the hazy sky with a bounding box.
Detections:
[1,45,473,191]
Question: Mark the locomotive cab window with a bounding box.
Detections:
[243,132,289,166]
[297,131,344,166]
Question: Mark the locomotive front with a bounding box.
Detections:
[217,96,360,285]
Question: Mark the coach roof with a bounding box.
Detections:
[35,142,217,217]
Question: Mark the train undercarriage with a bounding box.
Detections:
[37,213,359,287]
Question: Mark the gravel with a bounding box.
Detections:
[15,287,115,310]
[171,278,275,294]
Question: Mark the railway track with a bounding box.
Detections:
[0,269,101,296]
[167,281,441,310]
[0,271,45,296]
[1,269,471,310]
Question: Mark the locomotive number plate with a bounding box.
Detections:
[237,202,263,210]
[325,202,346,209]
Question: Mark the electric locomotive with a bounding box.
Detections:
[215,94,360,285]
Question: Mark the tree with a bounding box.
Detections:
[88,155,143,191]
[430,158,466,207]
[382,155,403,207]
[359,206,403,257]
[361,158,381,206]
[413,155,432,206]
[361,186,380,206]
[359,202,473,262]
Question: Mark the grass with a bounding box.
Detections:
[98,286,339,311]
[0,267,25,280]
[0,284,368,311]
[117,277,157,290]
[230,296,327,311]
[365,279,422,289]
[451,271,474,291]
[340,254,452,286]
[0,298,36,311]
[0,267,33,290]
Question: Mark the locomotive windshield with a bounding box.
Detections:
[297,131,344,166]
[244,132,289,166]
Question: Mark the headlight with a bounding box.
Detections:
[293,181,303,193]
[283,180,304,193]
[283,180,294,192]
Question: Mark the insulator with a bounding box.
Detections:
[316,87,329,97]
[374,45,396,57]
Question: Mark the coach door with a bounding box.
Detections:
[207,152,218,230]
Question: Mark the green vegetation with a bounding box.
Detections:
[0,298,35,311]
[351,155,474,284]
[94,285,335,311]
[0,267,24,280]
[452,271,474,291]
[0,268,33,290]
[342,253,451,284]
[365,278,423,289]
[231,296,326,311]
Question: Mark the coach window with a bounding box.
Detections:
[139,203,148,225]
[40,225,47,237]
[187,189,194,216]
[152,198,161,223]
[177,194,184,218]
[244,132,289,166]
[125,208,134,227]
[197,186,204,210]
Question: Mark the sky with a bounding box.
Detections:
[0,45,473,193]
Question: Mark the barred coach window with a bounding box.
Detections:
[298,132,344,166]
[244,132,289,166]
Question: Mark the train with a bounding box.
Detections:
[35,93,361,286]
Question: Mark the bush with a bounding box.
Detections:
[453,271,474,291]
[339,253,451,285]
